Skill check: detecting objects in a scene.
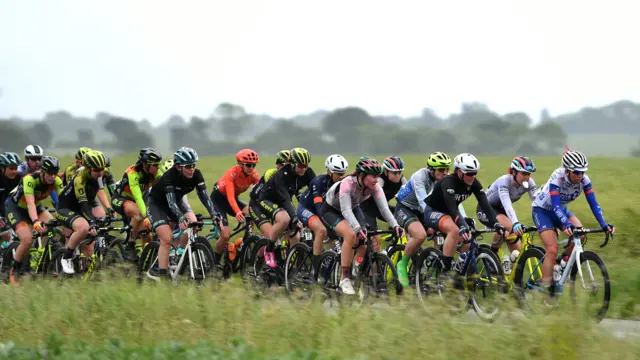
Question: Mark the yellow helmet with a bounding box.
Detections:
[161,159,174,172]
[83,150,107,169]
[290,147,311,166]
[75,147,92,161]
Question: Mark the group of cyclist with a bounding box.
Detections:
[0,143,615,302]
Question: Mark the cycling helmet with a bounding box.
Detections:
[427,152,452,169]
[40,156,60,174]
[24,145,44,158]
[562,149,588,171]
[276,150,291,165]
[355,157,383,176]
[510,156,536,173]
[236,149,260,164]
[0,152,22,167]
[161,159,174,173]
[325,154,349,173]
[83,150,107,169]
[454,153,480,173]
[173,147,199,166]
[383,156,405,172]
[140,148,162,164]
[75,147,92,161]
[290,147,311,166]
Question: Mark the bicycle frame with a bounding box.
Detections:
[146,222,206,282]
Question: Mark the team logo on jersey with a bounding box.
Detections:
[446,188,455,194]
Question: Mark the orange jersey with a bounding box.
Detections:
[216,166,260,214]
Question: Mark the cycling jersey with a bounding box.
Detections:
[249,168,278,200]
[395,168,434,213]
[148,166,217,221]
[257,164,316,218]
[8,172,64,208]
[57,169,105,221]
[324,175,399,233]
[298,174,335,215]
[114,165,161,217]
[425,173,497,229]
[0,173,23,217]
[214,165,260,215]
[532,167,605,228]
[63,164,80,185]
[482,174,537,224]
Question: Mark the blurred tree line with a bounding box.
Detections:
[2,99,640,156]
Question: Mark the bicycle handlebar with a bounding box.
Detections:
[352,229,398,250]
[559,227,614,249]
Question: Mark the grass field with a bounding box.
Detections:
[2,153,639,359]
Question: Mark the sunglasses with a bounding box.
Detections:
[571,170,585,175]
[91,168,105,172]
[183,164,196,169]
[243,163,256,168]
[29,157,42,161]
[149,163,161,167]
[463,171,478,177]
[296,163,308,170]
[435,167,450,173]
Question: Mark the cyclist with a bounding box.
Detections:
[322,157,403,295]
[111,148,163,257]
[395,151,452,286]
[531,149,614,299]
[55,150,115,274]
[17,144,44,176]
[360,156,406,252]
[476,156,538,274]
[422,153,505,280]
[63,147,91,185]
[0,152,24,243]
[210,149,260,258]
[248,149,291,239]
[146,147,220,281]
[298,154,348,272]
[257,148,315,268]
[5,156,63,284]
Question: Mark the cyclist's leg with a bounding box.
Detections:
[394,203,427,286]
[37,207,54,248]
[7,204,33,279]
[532,206,562,286]
[62,214,90,274]
[210,190,232,254]
[147,199,173,275]
[424,207,459,272]
[249,199,272,238]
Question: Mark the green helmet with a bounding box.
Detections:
[83,150,107,169]
[276,150,290,165]
[355,157,383,175]
[162,159,174,172]
[427,152,452,169]
[75,147,92,161]
[290,147,311,166]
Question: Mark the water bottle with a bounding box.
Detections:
[455,252,468,272]
[352,256,363,276]
[560,255,568,273]
[501,255,512,275]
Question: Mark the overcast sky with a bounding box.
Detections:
[1,0,638,124]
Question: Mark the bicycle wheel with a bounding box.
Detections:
[368,252,403,306]
[284,242,315,303]
[180,242,215,284]
[512,247,546,311]
[247,237,274,295]
[467,247,504,321]
[414,247,443,311]
[386,244,417,288]
[238,235,261,282]
[137,241,160,284]
[569,250,610,322]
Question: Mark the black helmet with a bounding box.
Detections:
[40,156,60,174]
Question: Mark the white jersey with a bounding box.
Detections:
[485,174,537,224]
[532,167,593,211]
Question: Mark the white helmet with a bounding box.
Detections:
[24,145,44,158]
[562,150,588,171]
[454,153,480,173]
[325,154,349,173]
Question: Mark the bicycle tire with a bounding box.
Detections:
[238,234,261,281]
[414,247,444,311]
[284,242,314,302]
[569,250,610,322]
[512,247,546,309]
[370,252,403,303]
[181,242,214,284]
[467,247,503,321]
[137,241,160,284]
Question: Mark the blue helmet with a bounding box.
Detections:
[0,152,22,167]
[173,147,199,166]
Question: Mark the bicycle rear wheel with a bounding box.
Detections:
[467,247,504,321]
[284,242,314,303]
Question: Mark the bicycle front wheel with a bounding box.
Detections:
[570,250,610,322]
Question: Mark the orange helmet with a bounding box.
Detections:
[236,149,259,164]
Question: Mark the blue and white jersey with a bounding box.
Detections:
[532,167,593,211]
